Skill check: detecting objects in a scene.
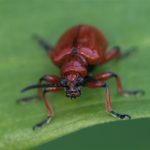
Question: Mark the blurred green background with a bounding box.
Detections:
[0,0,150,150]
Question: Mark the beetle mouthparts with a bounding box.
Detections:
[66,90,81,99]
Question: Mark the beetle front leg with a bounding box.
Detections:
[95,72,144,96]
[32,88,53,130]
[104,84,131,119]
[86,81,131,120]
[33,86,63,130]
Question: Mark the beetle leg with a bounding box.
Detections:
[104,83,131,119]
[38,75,61,98]
[19,83,62,129]
[95,72,144,96]
[33,86,63,130]
[104,46,121,63]
[85,81,131,119]
[118,47,137,60]
[33,34,53,53]
[102,46,137,64]
[16,95,40,104]
[32,87,54,130]
[17,75,61,104]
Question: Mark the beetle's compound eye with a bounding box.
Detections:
[76,77,84,86]
[60,79,67,87]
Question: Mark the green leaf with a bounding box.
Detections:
[34,118,150,150]
[0,0,149,150]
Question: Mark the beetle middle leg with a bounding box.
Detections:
[85,81,130,119]
[95,72,144,96]
[17,75,61,104]
[37,75,61,98]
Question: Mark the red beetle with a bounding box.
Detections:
[18,24,143,130]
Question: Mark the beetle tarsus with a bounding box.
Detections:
[110,110,131,120]
[120,47,137,59]
[17,95,40,104]
[33,34,53,52]
[122,90,144,97]
[33,116,52,130]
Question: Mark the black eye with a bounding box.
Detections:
[60,79,67,86]
[77,77,84,85]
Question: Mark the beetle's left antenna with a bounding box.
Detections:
[21,84,55,93]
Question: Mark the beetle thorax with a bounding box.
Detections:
[61,55,88,77]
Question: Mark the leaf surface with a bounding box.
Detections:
[0,1,149,150]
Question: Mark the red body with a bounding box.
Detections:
[51,25,108,76]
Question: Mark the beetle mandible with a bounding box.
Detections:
[18,24,143,130]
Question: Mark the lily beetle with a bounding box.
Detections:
[18,24,143,130]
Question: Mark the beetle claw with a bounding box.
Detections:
[16,95,40,104]
[122,90,144,97]
[110,110,131,120]
[120,47,137,59]
[33,116,52,130]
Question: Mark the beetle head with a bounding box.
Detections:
[60,73,84,99]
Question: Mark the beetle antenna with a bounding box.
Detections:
[21,83,57,93]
